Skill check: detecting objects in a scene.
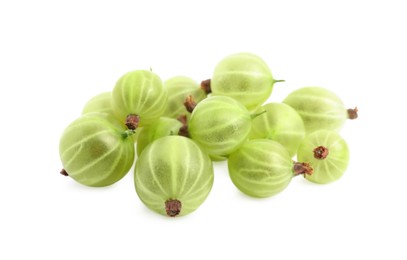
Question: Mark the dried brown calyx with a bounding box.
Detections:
[184,95,197,113]
[201,79,211,94]
[165,199,182,217]
[60,168,69,176]
[347,107,358,120]
[177,115,189,137]
[125,114,140,130]
[313,146,329,160]
[293,162,314,176]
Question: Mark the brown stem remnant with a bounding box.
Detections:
[165,199,182,217]
[177,115,190,137]
[125,114,140,130]
[201,79,212,94]
[293,162,314,176]
[313,146,329,160]
[184,95,197,113]
[60,168,69,176]
[347,107,358,120]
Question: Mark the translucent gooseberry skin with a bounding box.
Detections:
[59,113,135,187]
[82,92,140,142]
[297,130,349,184]
[211,52,278,111]
[82,91,114,116]
[163,76,207,119]
[112,70,168,127]
[188,96,252,158]
[249,102,305,157]
[134,136,214,217]
[283,86,348,133]
[228,139,294,198]
[136,117,183,156]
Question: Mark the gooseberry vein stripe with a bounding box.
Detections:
[70,142,121,175]
[135,173,165,201]
[183,150,206,196]
[60,130,111,159]
[146,145,170,196]
[178,140,191,195]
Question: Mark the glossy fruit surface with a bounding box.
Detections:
[112,70,167,128]
[136,117,183,156]
[134,136,214,217]
[211,52,279,111]
[59,113,135,187]
[297,130,349,184]
[249,102,305,157]
[163,76,207,119]
[188,96,252,157]
[283,86,350,133]
[228,139,308,198]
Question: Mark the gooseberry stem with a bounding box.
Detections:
[251,110,267,119]
[125,114,140,130]
[201,79,212,94]
[313,146,329,160]
[347,107,358,119]
[293,162,314,176]
[165,199,182,217]
[273,79,285,83]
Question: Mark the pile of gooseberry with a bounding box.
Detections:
[59,52,358,217]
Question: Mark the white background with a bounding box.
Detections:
[1,0,406,259]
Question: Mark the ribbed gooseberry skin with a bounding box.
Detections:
[249,102,305,157]
[211,52,279,111]
[228,139,297,198]
[134,136,214,217]
[188,96,252,157]
[136,117,183,156]
[297,130,349,184]
[112,70,168,128]
[283,86,349,133]
[163,76,207,119]
[59,113,135,187]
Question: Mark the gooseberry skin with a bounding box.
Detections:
[249,102,305,157]
[163,76,207,119]
[283,86,348,133]
[211,52,278,111]
[297,130,349,184]
[82,91,114,115]
[136,117,183,156]
[228,139,295,198]
[188,96,252,157]
[134,136,214,217]
[112,70,168,128]
[59,113,135,187]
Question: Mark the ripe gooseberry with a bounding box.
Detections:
[297,130,349,184]
[283,86,358,133]
[134,136,214,217]
[59,113,135,187]
[228,139,313,198]
[210,52,283,111]
[249,102,305,157]
[112,70,168,130]
[187,96,259,158]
